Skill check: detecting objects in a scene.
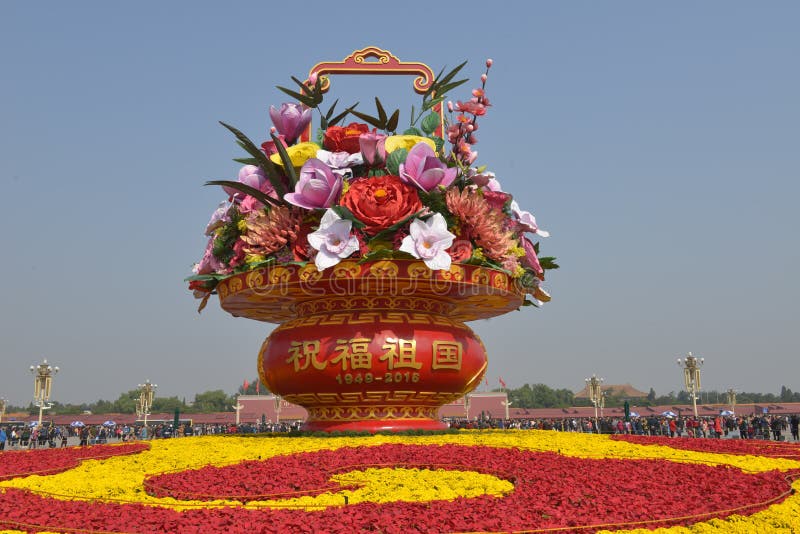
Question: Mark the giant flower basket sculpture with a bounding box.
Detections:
[189,47,557,431]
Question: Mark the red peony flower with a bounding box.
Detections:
[340,176,422,235]
[323,122,370,153]
[483,190,511,212]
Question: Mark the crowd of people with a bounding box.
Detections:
[447,413,800,441]
[1,414,798,450]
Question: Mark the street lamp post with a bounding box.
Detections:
[585,374,604,433]
[726,388,737,415]
[233,397,244,425]
[30,359,59,426]
[136,380,157,431]
[0,397,7,424]
[599,390,606,419]
[274,395,282,423]
[677,352,704,418]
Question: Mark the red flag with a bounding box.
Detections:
[499,376,507,389]
[256,379,260,394]
[484,376,489,389]
[243,379,249,392]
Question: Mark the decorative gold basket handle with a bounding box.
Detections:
[300,46,443,141]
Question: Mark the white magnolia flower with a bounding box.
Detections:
[399,213,456,271]
[307,209,360,271]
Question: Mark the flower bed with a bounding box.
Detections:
[0,442,149,481]
[612,434,800,460]
[1,432,800,533]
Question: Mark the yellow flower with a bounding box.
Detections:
[269,142,320,168]
[384,135,436,154]
[245,254,265,264]
[236,219,248,232]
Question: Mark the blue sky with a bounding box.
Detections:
[1,2,798,406]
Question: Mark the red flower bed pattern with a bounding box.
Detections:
[1,444,789,533]
[612,435,800,460]
[0,443,149,481]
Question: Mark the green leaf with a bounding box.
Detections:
[370,209,425,241]
[403,127,424,136]
[205,180,280,208]
[538,257,560,270]
[431,136,445,154]
[331,205,366,229]
[233,157,260,166]
[290,76,322,106]
[386,109,400,133]
[385,147,408,175]
[421,113,441,135]
[271,132,297,187]
[219,121,287,199]
[357,248,415,264]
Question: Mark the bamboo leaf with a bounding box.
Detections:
[233,157,260,166]
[324,99,339,120]
[438,79,469,96]
[386,109,400,132]
[422,96,445,112]
[205,180,281,208]
[329,103,359,127]
[435,60,468,89]
[350,109,384,129]
[219,121,287,199]
[276,85,316,107]
[375,97,388,124]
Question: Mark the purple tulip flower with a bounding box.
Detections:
[223,165,268,200]
[399,142,457,192]
[359,131,387,167]
[284,158,343,209]
[269,103,312,144]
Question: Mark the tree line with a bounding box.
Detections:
[5,380,800,415]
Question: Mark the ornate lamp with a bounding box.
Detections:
[136,380,157,429]
[677,353,704,418]
[30,359,58,426]
[585,374,604,432]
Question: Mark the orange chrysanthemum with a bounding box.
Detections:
[445,188,517,262]
[240,206,302,256]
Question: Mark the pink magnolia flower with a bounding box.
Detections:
[521,235,543,275]
[284,158,342,209]
[193,237,226,275]
[399,142,457,192]
[470,171,503,192]
[223,165,268,200]
[204,201,231,236]
[307,209,359,270]
[269,103,312,144]
[359,131,387,167]
[315,149,363,177]
[399,213,456,271]
[511,200,549,237]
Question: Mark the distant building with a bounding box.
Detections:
[573,383,649,399]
